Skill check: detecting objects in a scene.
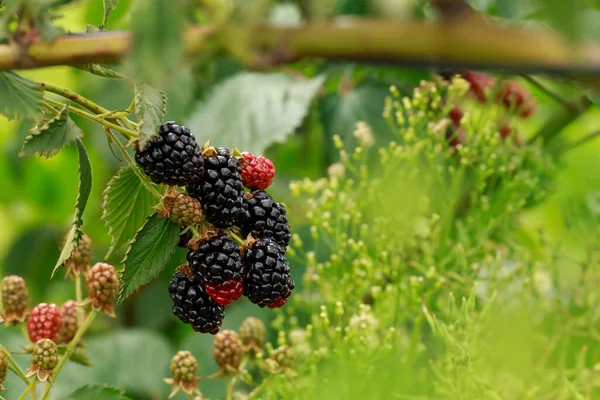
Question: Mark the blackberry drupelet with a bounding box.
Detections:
[242,190,291,248]
[169,270,224,334]
[135,121,203,186]
[187,234,244,307]
[243,238,294,309]
[186,147,245,228]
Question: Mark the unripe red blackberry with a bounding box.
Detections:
[26,338,58,381]
[243,238,294,309]
[240,152,276,190]
[164,350,201,399]
[163,193,203,226]
[0,351,7,390]
[135,121,204,186]
[86,263,119,317]
[65,232,92,276]
[186,147,246,228]
[187,234,244,307]
[27,303,63,342]
[448,106,463,127]
[462,70,497,103]
[213,330,243,373]
[239,317,266,352]
[57,300,82,344]
[1,275,29,325]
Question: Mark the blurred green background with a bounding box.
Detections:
[2,0,600,399]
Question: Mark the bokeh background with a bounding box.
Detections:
[2,0,600,399]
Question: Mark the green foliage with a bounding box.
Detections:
[0,72,42,120]
[186,72,325,152]
[102,167,156,258]
[118,213,180,302]
[20,105,83,158]
[58,385,129,400]
[134,83,167,148]
[102,0,120,27]
[52,140,93,277]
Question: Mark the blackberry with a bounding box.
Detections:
[26,338,58,381]
[242,191,291,248]
[186,147,245,228]
[243,238,294,309]
[168,270,224,334]
[213,330,243,373]
[135,121,204,186]
[187,234,244,307]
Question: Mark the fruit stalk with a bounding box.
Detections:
[39,311,97,400]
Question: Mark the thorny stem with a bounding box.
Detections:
[40,82,111,115]
[43,98,138,139]
[1,346,30,386]
[16,378,36,400]
[105,130,163,200]
[39,312,97,400]
[75,274,84,327]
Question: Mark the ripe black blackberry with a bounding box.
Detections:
[186,147,245,228]
[169,270,224,334]
[243,238,294,309]
[187,234,244,307]
[242,190,291,248]
[135,122,203,186]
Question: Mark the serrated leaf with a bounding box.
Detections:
[118,214,179,302]
[20,105,83,158]
[0,71,42,119]
[76,63,126,79]
[186,72,325,154]
[103,0,120,27]
[52,140,92,278]
[102,167,156,259]
[58,385,129,400]
[134,83,167,148]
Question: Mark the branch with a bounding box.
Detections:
[1,18,600,74]
[528,95,593,145]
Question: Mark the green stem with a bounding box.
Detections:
[519,75,580,112]
[16,378,36,400]
[75,274,84,327]
[105,130,163,200]
[247,375,275,400]
[40,82,110,115]
[30,381,36,400]
[225,229,245,245]
[561,130,600,153]
[44,98,137,139]
[1,346,30,386]
[226,375,233,400]
[39,312,97,400]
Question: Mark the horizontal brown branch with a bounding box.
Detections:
[2,17,600,75]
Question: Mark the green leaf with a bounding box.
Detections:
[102,167,156,259]
[102,0,120,27]
[69,347,93,367]
[58,385,129,400]
[134,83,167,148]
[0,71,42,119]
[320,83,392,154]
[118,214,180,302]
[187,72,325,154]
[76,63,126,79]
[52,140,93,278]
[128,0,184,88]
[20,105,84,158]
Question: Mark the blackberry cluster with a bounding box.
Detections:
[242,190,291,248]
[169,270,224,334]
[135,122,203,186]
[187,147,246,228]
[187,234,244,307]
[242,238,294,309]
